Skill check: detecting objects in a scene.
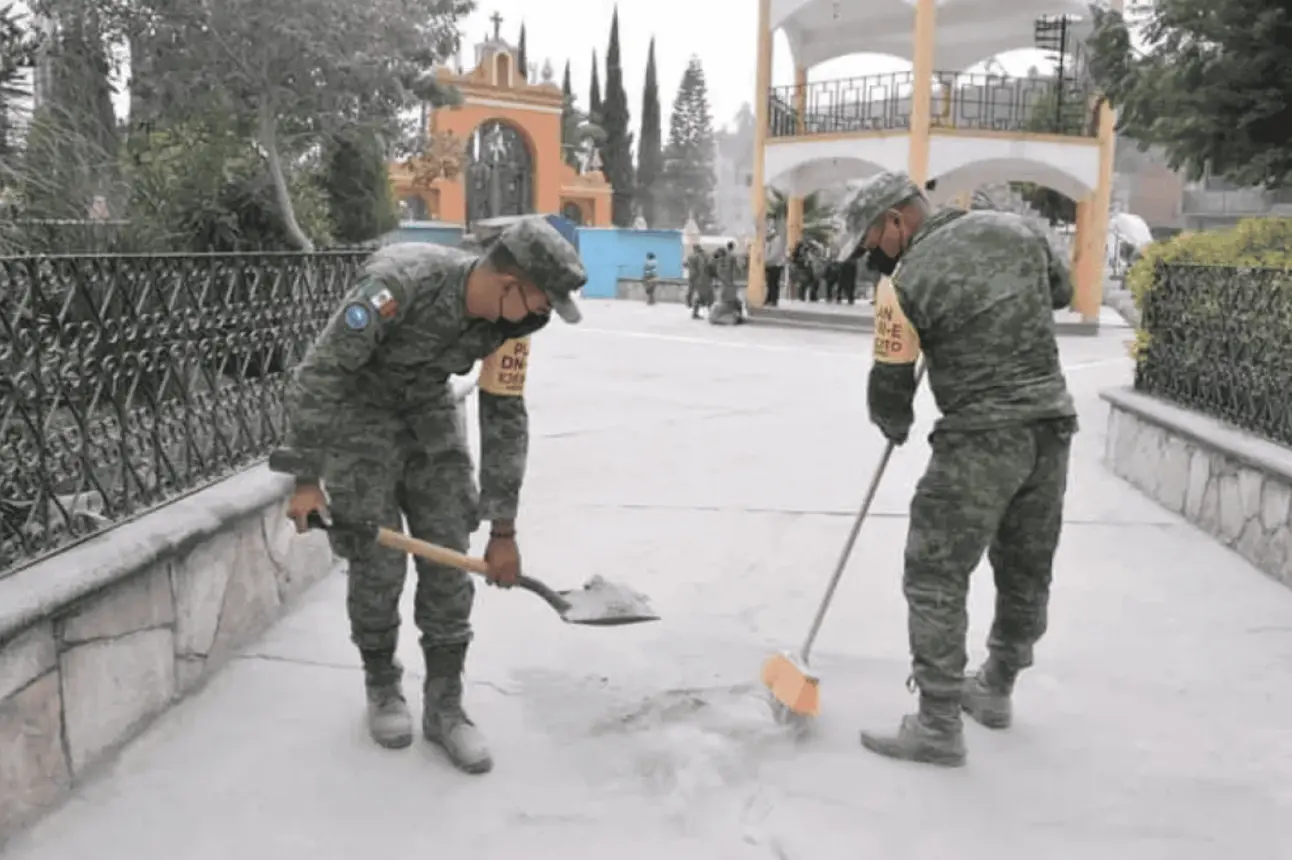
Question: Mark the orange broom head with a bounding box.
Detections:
[761,652,820,717]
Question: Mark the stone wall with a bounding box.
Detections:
[1103,387,1292,588]
[0,466,336,843]
[616,277,690,304]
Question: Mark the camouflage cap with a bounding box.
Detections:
[837,171,925,263]
[497,216,586,324]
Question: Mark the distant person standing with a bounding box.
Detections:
[718,241,738,303]
[642,252,658,305]
[764,227,786,307]
[686,243,714,319]
[837,256,858,305]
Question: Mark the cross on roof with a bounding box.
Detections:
[490,11,503,40]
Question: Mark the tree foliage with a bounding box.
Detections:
[0,3,38,165]
[517,22,527,81]
[122,119,332,252]
[636,37,663,227]
[660,57,716,231]
[322,128,398,245]
[1086,0,1292,188]
[18,13,119,221]
[600,6,634,226]
[123,0,472,248]
[588,50,602,126]
[766,188,834,248]
[560,60,603,168]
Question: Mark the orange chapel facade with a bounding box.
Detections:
[389,20,612,228]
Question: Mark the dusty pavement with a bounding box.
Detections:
[6,302,1291,860]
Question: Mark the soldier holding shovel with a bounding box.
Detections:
[279,217,585,774]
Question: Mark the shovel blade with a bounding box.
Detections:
[556,575,660,626]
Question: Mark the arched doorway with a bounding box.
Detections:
[466,120,534,223]
[561,202,585,225]
[401,196,428,221]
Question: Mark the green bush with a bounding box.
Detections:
[122,121,333,252]
[1126,218,1292,356]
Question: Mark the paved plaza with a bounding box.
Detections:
[6,302,1291,860]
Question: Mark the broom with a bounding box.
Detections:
[761,360,925,723]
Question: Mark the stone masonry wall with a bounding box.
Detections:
[617,277,690,304]
[1103,387,1292,588]
[0,466,336,843]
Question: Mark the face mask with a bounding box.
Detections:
[866,248,898,276]
[865,216,906,276]
[495,313,551,339]
[493,284,552,339]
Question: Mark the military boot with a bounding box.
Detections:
[859,694,966,767]
[961,656,1016,730]
[421,643,493,775]
[361,650,413,749]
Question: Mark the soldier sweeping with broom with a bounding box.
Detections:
[853,171,1078,766]
[763,172,1078,767]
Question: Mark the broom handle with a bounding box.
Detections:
[799,360,926,663]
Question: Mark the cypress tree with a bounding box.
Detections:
[561,60,577,166]
[517,23,527,81]
[589,50,602,124]
[636,36,663,227]
[600,6,635,226]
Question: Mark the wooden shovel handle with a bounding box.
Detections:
[304,512,566,611]
[373,526,490,575]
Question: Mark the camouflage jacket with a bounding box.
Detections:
[687,251,712,288]
[717,253,737,286]
[285,242,540,521]
[868,208,1076,443]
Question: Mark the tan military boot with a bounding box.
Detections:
[961,657,1016,730]
[860,695,966,767]
[361,652,413,749]
[422,644,493,775]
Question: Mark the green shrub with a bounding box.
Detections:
[1126,218,1292,357]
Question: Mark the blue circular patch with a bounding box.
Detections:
[343,303,371,330]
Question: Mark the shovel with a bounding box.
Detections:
[302,512,659,627]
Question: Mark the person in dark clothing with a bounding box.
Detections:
[823,260,841,303]
[838,258,858,305]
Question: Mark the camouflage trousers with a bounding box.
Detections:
[903,418,1075,699]
[323,404,479,654]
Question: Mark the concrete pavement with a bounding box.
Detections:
[6,302,1291,860]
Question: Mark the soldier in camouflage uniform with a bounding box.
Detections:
[840,172,1078,767]
[280,217,585,774]
[686,244,714,319]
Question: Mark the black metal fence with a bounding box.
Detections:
[0,251,367,577]
[1136,264,1292,447]
[767,70,1095,139]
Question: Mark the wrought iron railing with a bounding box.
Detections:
[0,251,367,577]
[1136,264,1292,447]
[767,71,1096,139]
[769,72,914,137]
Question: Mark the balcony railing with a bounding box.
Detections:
[768,71,1097,140]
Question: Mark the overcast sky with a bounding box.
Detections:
[84,0,1048,137]
[455,0,1047,134]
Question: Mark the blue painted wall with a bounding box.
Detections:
[381,221,464,247]
[575,228,684,298]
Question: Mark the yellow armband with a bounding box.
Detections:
[479,337,530,396]
[872,277,921,365]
